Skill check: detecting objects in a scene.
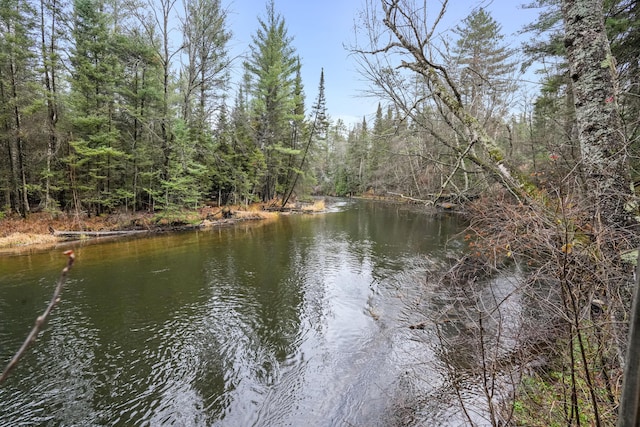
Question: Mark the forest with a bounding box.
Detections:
[0,0,635,219]
[2,0,640,424]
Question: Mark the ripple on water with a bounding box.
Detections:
[0,201,468,426]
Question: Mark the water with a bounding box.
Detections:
[0,199,466,426]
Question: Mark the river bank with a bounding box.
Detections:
[0,199,327,252]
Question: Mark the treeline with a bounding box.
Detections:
[0,0,336,217]
[2,0,639,219]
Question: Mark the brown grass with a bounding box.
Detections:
[0,200,328,251]
[302,199,325,212]
[0,232,59,248]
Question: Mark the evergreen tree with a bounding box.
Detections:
[67,0,126,214]
[451,8,517,127]
[181,0,231,138]
[282,68,327,205]
[38,0,65,210]
[225,82,265,205]
[0,0,38,216]
[307,68,330,192]
[310,68,329,139]
[137,0,180,206]
[368,102,391,193]
[114,24,164,211]
[244,0,300,201]
[344,117,369,194]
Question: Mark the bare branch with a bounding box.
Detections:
[0,250,76,385]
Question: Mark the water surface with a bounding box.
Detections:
[0,200,466,426]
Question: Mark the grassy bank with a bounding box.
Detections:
[0,199,326,251]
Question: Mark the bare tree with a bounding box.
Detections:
[352,1,636,424]
[350,0,529,201]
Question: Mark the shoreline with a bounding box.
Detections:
[0,199,330,254]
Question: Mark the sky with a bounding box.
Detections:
[225,0,544,127]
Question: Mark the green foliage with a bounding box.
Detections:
[513,361,615,427]
[244,0,302,201]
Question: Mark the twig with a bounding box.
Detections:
[0,250,76,385]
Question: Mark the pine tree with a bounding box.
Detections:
[0,0,38,216]
[67,0,126,215]
[114,24,163,211]
[310,68,329,139]
[368,102,390,193]
[138,0,180,207]
[226,82,266,205]
[344,117,370,194]
[282,68,327,205]
[244,0,300,201]
[38,0,65,210]
[451,8,517,126]
[181,0,231,138]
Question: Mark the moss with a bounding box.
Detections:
[487,145,504,162]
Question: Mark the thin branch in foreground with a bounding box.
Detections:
[0,250,76,385]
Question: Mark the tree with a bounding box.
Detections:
[38,0,65,210]
[561,0,634,423]
[452,8,517,125]
[279,59,306,205]
[114,23,164,212]
[245,0,301,201]
[133,0,181,206]
[344,117,370,194]
[351,1,529,202]
[0,0,38,216]
[67,0,126,215]
[180,0,231,137]
[282,68,328,206]
[562,0,632,228]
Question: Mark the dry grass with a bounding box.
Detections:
[0,232,59,248]
[0,199,327,251]
[302,199,325,212]
[233,209,278,220]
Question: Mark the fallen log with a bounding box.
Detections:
[51,229,148,238]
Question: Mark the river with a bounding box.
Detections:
[0,199,468,426]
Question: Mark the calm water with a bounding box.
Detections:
[0,200,467,426]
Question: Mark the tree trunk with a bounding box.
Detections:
[9,52,29,217]
[40,0,59,210]
[562,2,635,424]
[561,0,631,228]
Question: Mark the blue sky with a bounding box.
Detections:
[226,1,543,127]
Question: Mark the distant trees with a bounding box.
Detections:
[344,2,521,201]
[0,0,340,214]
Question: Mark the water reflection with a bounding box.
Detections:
[0,200,466,426]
